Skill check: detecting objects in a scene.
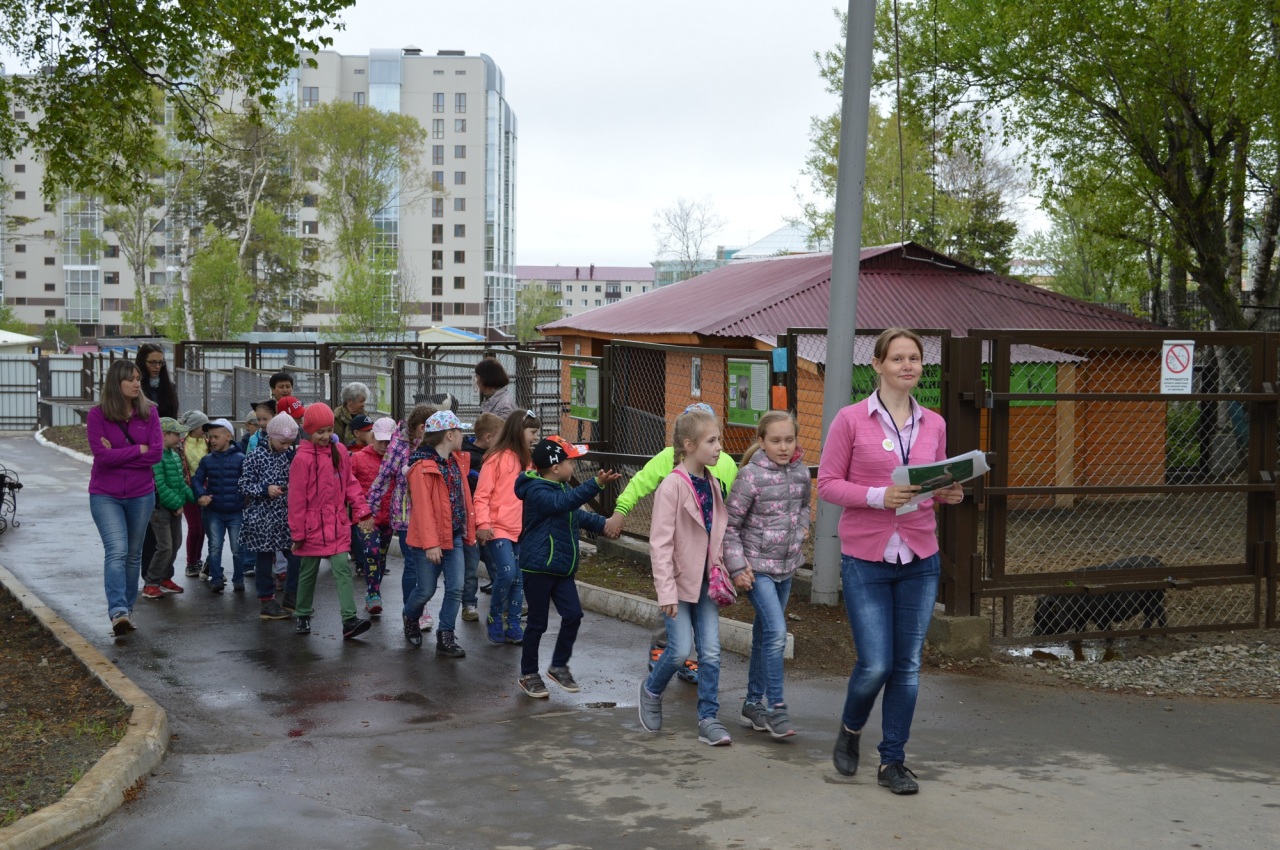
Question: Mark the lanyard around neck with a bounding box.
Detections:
[876,391,914,465]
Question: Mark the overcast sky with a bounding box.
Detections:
[321,0,846,266]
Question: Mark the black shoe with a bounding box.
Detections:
[403,615,423,648]
[877,762,919,794]
[342,617,371,640]
[833,725,861,776]
[209,581,225,594]
[232,583,245,593]
[259,600,289,620]
[479,582,493,594]
[545,666,580,693]
[435,629,466,658]
[294,615,311,635]
[281,593,296,612]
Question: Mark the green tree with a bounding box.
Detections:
[0,0,353,201]
[0,303,27,334]
[326,253,413,342]
[515,287,565,343]
[162,229,257,341]
[40,320,80,351]
[884,0,1280,331]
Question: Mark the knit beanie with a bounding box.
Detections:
[302,402,335,433]
[266,412,298,440]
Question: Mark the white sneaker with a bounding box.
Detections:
[461,605,479,622]
[418,612,434,632]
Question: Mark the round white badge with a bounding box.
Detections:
[882,439,894,452]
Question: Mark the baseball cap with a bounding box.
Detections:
[350,413,375,432]
[371,417,397,441]
[205,418,235,434]
[159,417,190,435]
[178,410,210,432]
[531,435,587,469]
[277,396,305,419]
[424,411,472,433]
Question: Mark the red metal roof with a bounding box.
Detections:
[539,243,1155,337]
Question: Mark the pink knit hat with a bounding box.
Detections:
[302,402,335,433]
[266,412,298,439]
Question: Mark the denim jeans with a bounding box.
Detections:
[521,571,582,676]
[253,550,299,601]
[484,538,524,628]
[840,552,940,765]
[203,510,246,586]
[645,578,722,721]
[462,542,483,607]
[400,530,464,631]
[90,492,155,619]
[746,574,793,707]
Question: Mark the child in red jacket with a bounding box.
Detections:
[350,415,393,616]
[288,403,374,639]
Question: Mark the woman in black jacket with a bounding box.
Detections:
[136,344,180,419]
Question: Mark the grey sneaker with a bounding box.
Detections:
[739,701,768,731]
[546,666,580,693]
[460,604,479,622]
[761,704,797,739]
[638,682,663,732]
[697,717,732,746]
[259,600,289,620]
[518,673,549,699]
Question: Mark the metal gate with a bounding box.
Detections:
[0,355,37,429]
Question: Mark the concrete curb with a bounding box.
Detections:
[33,428,93,465]
[576,580,795,660]
[0,563,169,850]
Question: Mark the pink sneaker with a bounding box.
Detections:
[418,612,434,632]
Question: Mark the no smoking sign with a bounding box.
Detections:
[1161,340,1195,394]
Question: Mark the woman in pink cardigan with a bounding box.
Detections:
[816,328,964,795]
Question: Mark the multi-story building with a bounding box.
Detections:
[0,46,517,339]
[516,265,655,319]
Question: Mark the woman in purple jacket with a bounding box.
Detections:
[88,359,163,635]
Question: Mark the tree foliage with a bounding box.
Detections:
[0,303,27,334]
[515,287,565,343]
[653,198,727,280]
[885,0,1280,330]
[326,253,414,343]
[162,229,257,341]
[0,0,354,201]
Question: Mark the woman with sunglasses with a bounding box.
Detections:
[135,343,180,419]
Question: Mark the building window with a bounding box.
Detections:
[455,93,466,112]
[432,118,444,138]
[625,285,632,293]
[595,299,601,306]
[43,229,55,239]
[14,270,24,279]
[432,224,443,244]
[432,144,444,165]
[150,272,166,285]
[455,119,466,132]
[453,171,465,185]
[433,69,444,76]
[355,68,365,75]
[151,245,165,258]
[453,276,465,289]
[453,145,466,159]
[43,203,53,212]
[14,110,24,119]
[104,272,120,284]
[44,257,55,265]
[455,69,466,75]
[431,303,443,322]
[454,198,465,211]
[105,245,119,258]
[303,194,317,207]
[13,164,23,173]
[14,191,24,199]
[302,86,320,108]
[302,220,319,234]
[433,92,445,113]
[432,169,444,186]
[453,250,465,263]
[353,91,366,106]
[44,309,55,317]
[432,198,444,218]
[43,283,55,291]
[595,285,601,292]
[452,302,464,315]
[432,276,443,296]
[453,224,465,237]
[432,250,443,270]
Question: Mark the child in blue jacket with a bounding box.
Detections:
[192,418,248,593]
[512,436,620,699]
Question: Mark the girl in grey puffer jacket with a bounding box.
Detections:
[723,411,811,738]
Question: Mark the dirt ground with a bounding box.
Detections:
[0,583,128,828]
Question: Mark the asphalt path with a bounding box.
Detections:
[1,436,1278,849]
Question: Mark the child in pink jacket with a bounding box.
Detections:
[288,403,374,640]
[638,407,735,747]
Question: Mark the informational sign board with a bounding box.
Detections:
[1161,340,1195,394]
[568,364,600,421]
[727,359,770,427]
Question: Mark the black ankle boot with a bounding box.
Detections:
[403,615,422,648]
[833,725,861,776]
[436,629,466,658]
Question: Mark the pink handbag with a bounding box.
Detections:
[672,468,737,608]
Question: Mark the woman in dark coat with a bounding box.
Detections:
[136,344,180,419]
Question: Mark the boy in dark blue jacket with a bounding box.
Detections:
[513,436,621,698]
[192,418,248,593]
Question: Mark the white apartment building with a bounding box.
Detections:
[0,47,517,339]
[516,265,654,319]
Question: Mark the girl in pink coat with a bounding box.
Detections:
[288,403,374,640]
[638,407,738,747]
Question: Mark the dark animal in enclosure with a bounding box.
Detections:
[1032,556,1168,661]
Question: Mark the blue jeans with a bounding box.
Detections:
[462,542,483,606]
[840,553,940,765]
[521,571,582,676]
[90,492,155,619]
[484,538,524,627]
[746,575,793,707]
[253,550,299,601]
[203,510,246,586]
[645,578,722,721]
[400,530,464,631]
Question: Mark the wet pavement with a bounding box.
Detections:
[2,436,1278,850]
